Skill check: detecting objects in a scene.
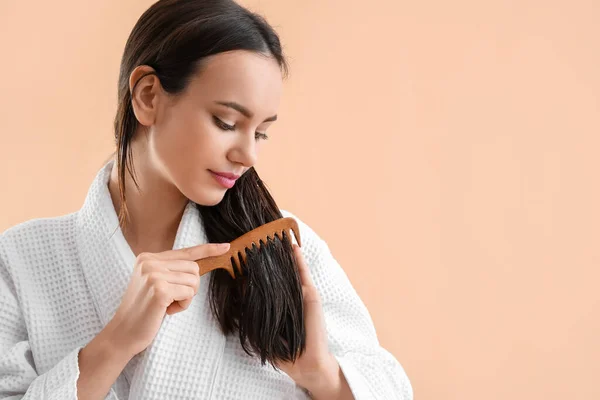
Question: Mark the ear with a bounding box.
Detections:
[129,65,162,127]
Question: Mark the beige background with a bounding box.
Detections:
[1,1,599,399]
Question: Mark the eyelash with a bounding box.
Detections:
[213,116,269,140]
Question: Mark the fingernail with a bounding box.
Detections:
[219,243,230,249]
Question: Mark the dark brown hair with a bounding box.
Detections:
[113,0,304,367]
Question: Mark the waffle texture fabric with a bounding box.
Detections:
[0,160,413,399]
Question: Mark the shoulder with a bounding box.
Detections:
[279,210,357,297]
[2,212,77,241]
[0,212,78,270]
[279,209,335,265]
[280,209,326,246]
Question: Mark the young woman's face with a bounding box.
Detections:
[142,50,283,206]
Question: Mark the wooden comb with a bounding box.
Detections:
[195,217,301,278]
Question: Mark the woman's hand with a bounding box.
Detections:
[276,244,354,400]
[106,242,231,359]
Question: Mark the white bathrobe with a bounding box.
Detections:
[0,160,413,400]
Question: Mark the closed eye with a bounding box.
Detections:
[213,116,269,140]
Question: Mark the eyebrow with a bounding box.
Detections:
[214,101,278,122]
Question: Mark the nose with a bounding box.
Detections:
[228,133,258,168]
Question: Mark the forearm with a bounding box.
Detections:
[301,357,354,400]
[76,323,133,400]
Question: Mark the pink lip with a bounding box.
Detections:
[210,171,241,179]
[209,170,239,188]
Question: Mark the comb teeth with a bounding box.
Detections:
[232,229,291,274]
[195,217,301,278]
[229,218,301,275]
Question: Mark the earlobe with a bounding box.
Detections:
[129,65,160,127]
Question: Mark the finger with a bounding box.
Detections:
[137,258,199,277]
[178,297,193,309]
[161,260,200,276]
[302,283,321,304]
[169,283,196,302]
[293,244,315,288]
[292,245,328,354]
[149,271,199,291]
[167,298,190,315]
[174,298,193,313]
[156,242,230,261]
[301,285,328,355]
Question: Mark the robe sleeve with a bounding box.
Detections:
[0,240,83,399]
[282,211,414,400]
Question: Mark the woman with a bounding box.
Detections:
[0,0,413,399]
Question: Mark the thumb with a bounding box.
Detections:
[158,242,230,261]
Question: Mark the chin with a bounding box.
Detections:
[201,197,225,207]
[186,188,227,207]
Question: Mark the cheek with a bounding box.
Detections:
[153,116,223,180]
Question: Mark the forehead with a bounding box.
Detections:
[185,50,283,115]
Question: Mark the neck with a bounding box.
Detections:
[107,148,188,255]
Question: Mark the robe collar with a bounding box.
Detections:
[76,159,226,398]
